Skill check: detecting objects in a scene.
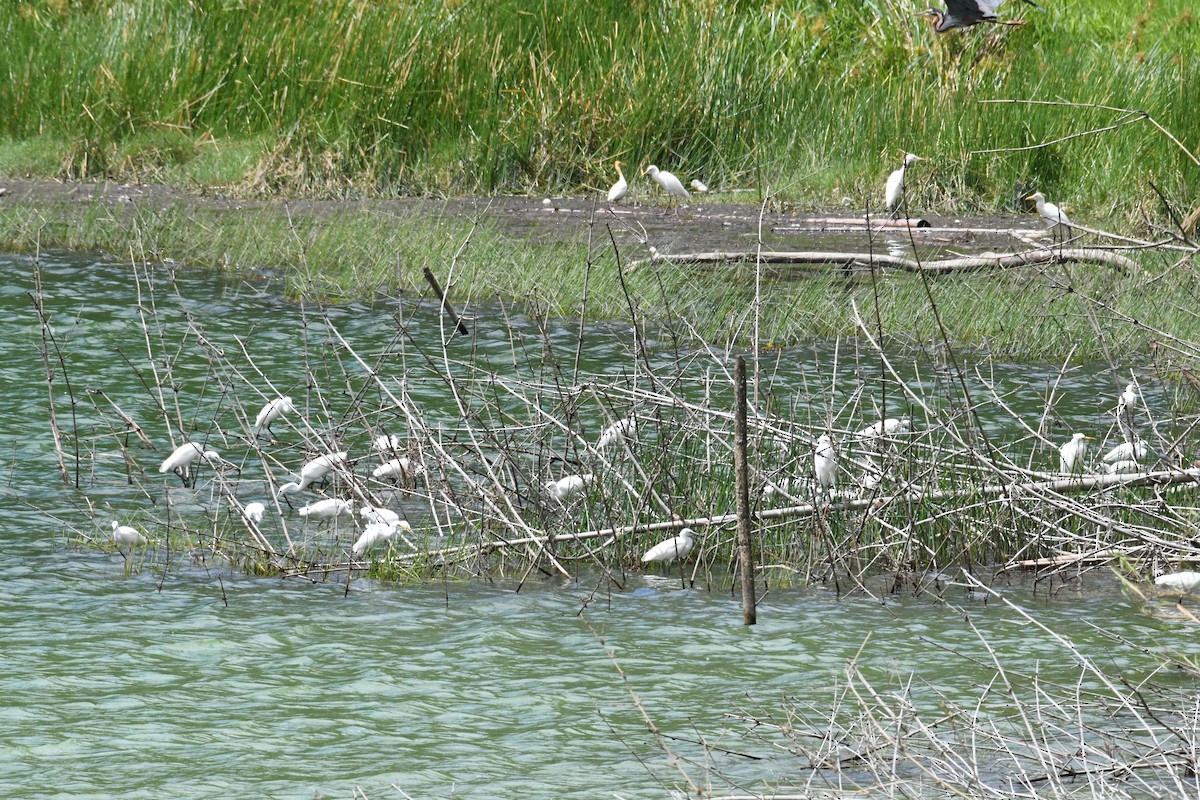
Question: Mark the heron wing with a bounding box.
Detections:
[944,0,988,21]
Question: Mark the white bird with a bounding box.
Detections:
[158,441,227,481]
[352,520,413,557]
[253,396,294,433]
[373,434,402,453]
[360,505,401,526]
[597,418,637,450]
[372,457,413,481]
[814,434,837,495]
[1105,460,1141,475]
[643,165,690,210]
[242,502,266,524]
[885,153,922,212]
[1155,571,1200,593]
[1027,191,1073,235]
[277,451,349,496]
[1102,439,1148,464]
[857,417,911,438]
[1058,433,1092,474]
[111,520,146,547]
[607,160,628,204]
[1120,382,1138,411]
[689,179,708,193]
[641,527,696,564]
[297,497,354,520]
[546,473,593,501]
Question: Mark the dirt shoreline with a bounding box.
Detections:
[0,178,1044,256]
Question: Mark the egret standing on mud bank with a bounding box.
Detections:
[885,154,922,214]
[643,165,690,211]
[1027,191,1074,235]
[607,161,628,204]
[920,0,1041,32]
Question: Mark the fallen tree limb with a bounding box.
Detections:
[397,467,1200,566]
[625,247,1139,275]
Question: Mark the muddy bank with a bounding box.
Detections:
[0,178,1047,258]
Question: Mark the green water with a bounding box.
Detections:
[3,252,1196,799]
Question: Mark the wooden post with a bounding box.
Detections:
[422,266,470,336]
[734,356,756,625]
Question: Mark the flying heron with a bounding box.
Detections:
[919,0,1042,32]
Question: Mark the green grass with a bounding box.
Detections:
[0,0,1197,224]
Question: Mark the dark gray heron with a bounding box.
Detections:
[920,0,1042,32]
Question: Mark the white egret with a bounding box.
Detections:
[373,434,403,453]
[1027,191,1073,235]
[597,417,637,450]
[1155,571,1200,593]
[277,451,349,497]
[814,434,837,495]
[607,160,629,204]
[1102,439,1148,464]
[297,497,354,520]
[643,165,690,211]
[111,520,146,547]
[1105,460,1141,475]
[1058,433,1092,474]
[857,417,911,438]
[1119,382,1138,412]
[352,520,413,557]
[242,502,266,524]
[372,457,413,481]
[885,154,922,213]
[546,473,593,501]
[360,505,401,526]
[641,527,696,565]
[253,396,294,434]
[920,0,1041,32]
[158,441,228,484]
[689,179,708,193]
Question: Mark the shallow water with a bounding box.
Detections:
[1,251,1191,799]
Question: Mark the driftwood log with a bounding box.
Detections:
[626,247,1139,275]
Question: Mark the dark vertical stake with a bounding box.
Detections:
[734,356,756,625]
[422,266,470,336]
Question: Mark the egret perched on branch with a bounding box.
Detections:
[297,497,354,521]
[1027,191,1073,235]
[277,451,349,497]
[1102,439,1148,464]
[253,396,293,435]
[857,417,911,439]
[1058,433,1092,474]
[111,520,146,547]
[373,434,403,453]
[242,502,266,524]
[814,434,837,495]
[158,441,229,485]
[597,417,637,450]
[607,160,629,204]
[885,154,922,213]
[546,473,593,501]
[644,165,690,211]
[1105,460,1141,475]
[920,0,1041,32]
[642,527,696,565]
